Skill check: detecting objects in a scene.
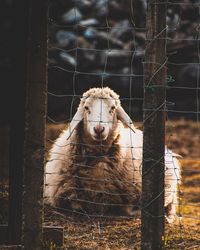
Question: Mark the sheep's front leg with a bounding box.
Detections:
[54,181,83,211]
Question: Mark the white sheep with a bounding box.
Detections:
[45,87,180,222]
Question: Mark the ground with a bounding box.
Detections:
[0,120,199,249]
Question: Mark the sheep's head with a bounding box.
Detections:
[66,87,135,141]
[82,90,119,141]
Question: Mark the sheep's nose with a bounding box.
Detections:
[94,125,105,135]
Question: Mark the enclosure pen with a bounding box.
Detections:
[44,0,199,249]
[0,0,200,249]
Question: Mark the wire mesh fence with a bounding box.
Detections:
[44,0,200,249]
[0,0,199,249]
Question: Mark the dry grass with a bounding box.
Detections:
[44,120,200,249]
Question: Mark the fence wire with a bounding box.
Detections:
[44,0,200,249]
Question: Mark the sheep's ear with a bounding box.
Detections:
[116,106,136,133]
[66,107,83,140]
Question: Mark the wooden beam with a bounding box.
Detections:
[22,0,48,249]
[0,246,21,250]
[8,0,29,244]
[43,226,64,247]
[141,0,167,249]
[0,225,64,248]
[0,225,8,244]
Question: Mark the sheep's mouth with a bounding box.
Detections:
[92,134,107,141]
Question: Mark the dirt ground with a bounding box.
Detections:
[44,120,200,249]
[0,120,199,249]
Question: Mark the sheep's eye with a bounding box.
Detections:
[110,106,115,113]
[84,106,89,111]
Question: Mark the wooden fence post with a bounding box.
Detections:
[8,0,29,245]
[141,0,167,249]
[22,0,48,249]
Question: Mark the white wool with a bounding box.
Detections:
[44,87,181,223]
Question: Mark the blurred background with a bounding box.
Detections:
[47,0,199,121]
[0,0,199,123]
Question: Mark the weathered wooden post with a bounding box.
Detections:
[141,0,167,249]
[0,0,64,248]
[22,0,48,249]
[7,0,32,246]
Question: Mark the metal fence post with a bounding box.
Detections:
[22,0,48,249]
[141,0,167,249]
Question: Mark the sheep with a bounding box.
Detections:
[44,87,180,222]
